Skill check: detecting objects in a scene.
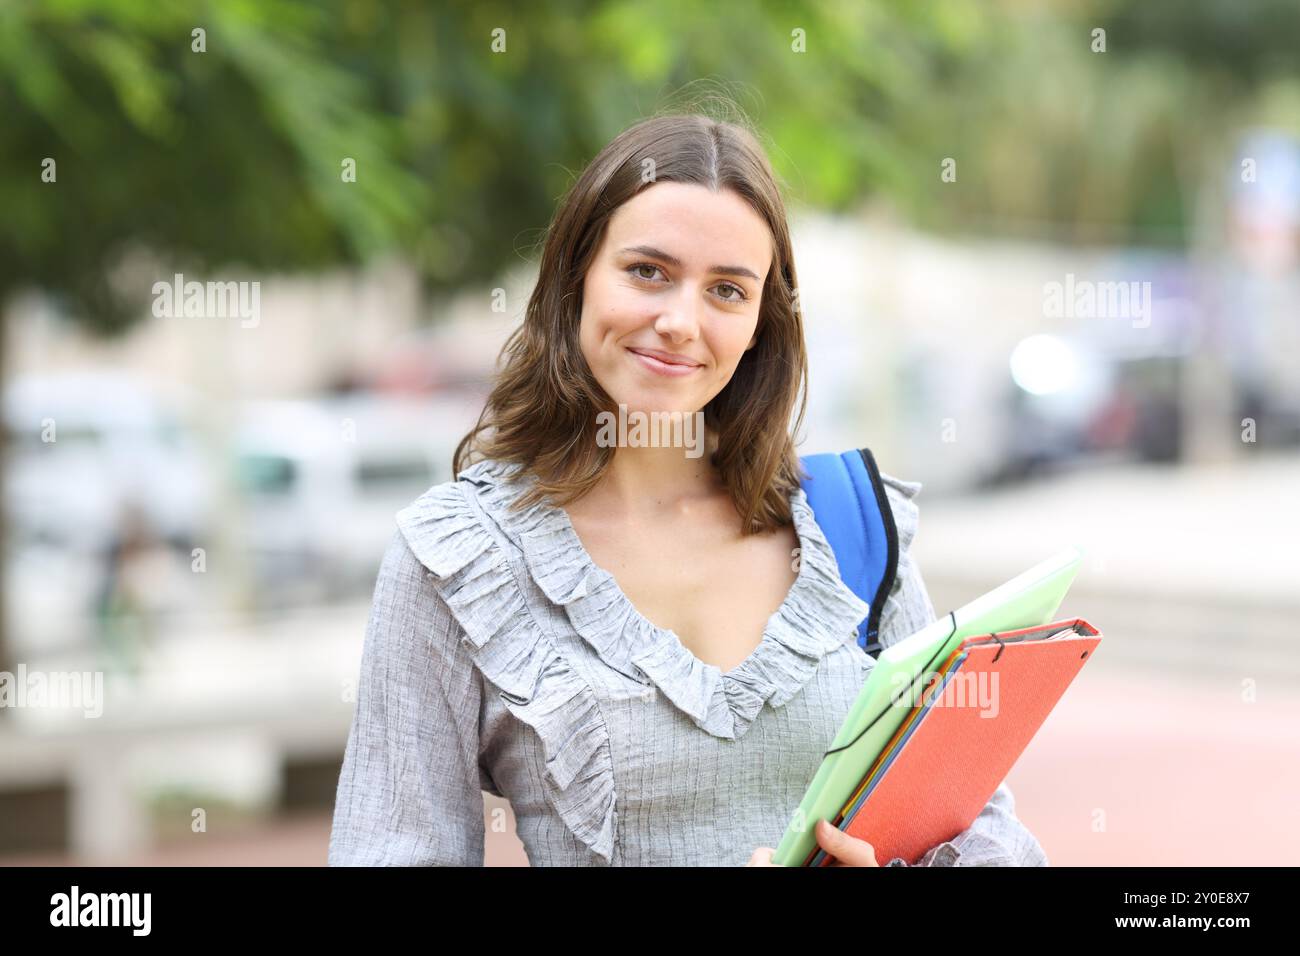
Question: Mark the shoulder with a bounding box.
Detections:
[392,458,523,578]
[876,469,923,502]
[362,473,515,700]
[384,458,550,661]
[872,467,937,648]
[876,468,923,552]
[361,469,498,668]
[389,482,475,586]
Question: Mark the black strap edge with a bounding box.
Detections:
[858,447,899,657]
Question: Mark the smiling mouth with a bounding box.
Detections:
[626,347,702,377]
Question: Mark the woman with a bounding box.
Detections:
[328,111,1049,867]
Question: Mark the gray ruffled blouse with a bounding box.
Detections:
[328,456,1050,867]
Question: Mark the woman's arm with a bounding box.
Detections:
[328,529,487,866]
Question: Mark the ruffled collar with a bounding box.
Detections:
[458,457,872,741]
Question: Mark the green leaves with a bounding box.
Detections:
[2,0,1290,335]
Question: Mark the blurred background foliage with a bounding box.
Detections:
[6,0,1300,335]
[3,0,1299,867]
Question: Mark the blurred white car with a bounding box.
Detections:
[232,392,481,606]
[4,371,214,552]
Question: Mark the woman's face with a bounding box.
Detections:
[578,181,772,417]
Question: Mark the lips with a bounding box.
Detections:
[626,347,703,378]
[626,347,701,367]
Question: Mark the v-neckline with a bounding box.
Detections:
[461,456,873,740]
[551,496,810,681]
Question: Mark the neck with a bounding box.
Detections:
[590,426,723,517]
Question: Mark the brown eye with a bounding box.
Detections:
[629,263,662,282]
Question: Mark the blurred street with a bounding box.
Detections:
[916,453,1300,686]
[5,455,1295,866]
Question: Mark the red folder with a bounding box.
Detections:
[812,618,1101,866]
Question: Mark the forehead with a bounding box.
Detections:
[603,182,773,279]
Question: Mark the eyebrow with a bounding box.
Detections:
[617,245,762,282]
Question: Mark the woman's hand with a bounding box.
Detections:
[747,819,881,867]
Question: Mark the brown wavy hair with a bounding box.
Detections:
[453,109,811,535]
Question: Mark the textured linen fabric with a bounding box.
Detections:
[328,457,1049,867]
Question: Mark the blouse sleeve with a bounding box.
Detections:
[328,529,488,866]
[875,473,1050,868]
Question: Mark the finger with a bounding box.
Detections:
[747,847,776,867]
[815,819,880,867]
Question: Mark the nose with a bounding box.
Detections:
[652,284,704,343]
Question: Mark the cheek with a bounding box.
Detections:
[585,277,653,340]
[707,321,758,371]
[580,278,630,365]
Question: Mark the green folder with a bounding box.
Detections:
[771,546,1084,866]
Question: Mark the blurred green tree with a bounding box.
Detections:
[0,0,984,670]
[3,0,1300,673]
[8,0,1300,329]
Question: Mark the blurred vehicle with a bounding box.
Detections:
[996,344,1187,482]
[3,371,214,553]
[232,391,480,608]
[3,371,216,655]
[988,259,1201,485]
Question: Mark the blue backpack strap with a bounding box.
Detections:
[797,448,900,658]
